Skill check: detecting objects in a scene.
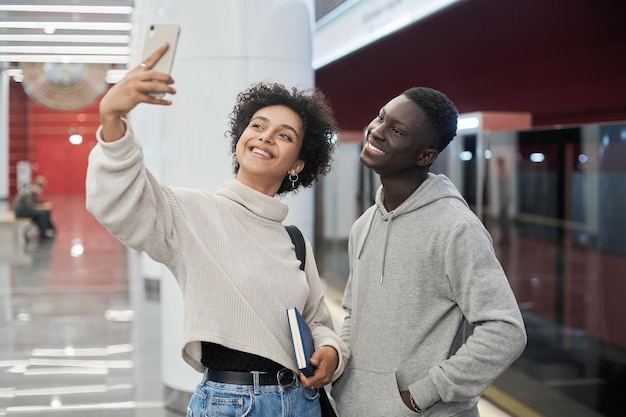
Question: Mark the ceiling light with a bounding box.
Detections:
[0,22,132,31]
[458,117,480,130]
[0,54,130,63]
[0,5,132,14]
[459,151,473,161]
[0,46,130,55]
[314,0,462,68]
[0,34,131,43]
[4,68,23,76]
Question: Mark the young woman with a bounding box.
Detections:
[86,43,348,417]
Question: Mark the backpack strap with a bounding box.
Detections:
[285,225,306,271]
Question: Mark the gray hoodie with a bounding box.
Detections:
[332,173,526,416]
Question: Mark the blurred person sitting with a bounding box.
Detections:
[13,175,56,239]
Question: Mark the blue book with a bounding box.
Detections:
[286,307,316,377]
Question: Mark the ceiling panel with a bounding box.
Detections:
[0,0,133,69]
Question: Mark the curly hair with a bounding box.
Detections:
[403,87,458,153]
[227,82,337,195]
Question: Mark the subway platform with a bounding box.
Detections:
[0,194,510,416]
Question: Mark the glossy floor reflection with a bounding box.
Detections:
[0,194,510,417]
[0,195,177,416]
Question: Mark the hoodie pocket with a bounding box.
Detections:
[333,367,419,416]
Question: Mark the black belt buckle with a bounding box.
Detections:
[277,368,296,388]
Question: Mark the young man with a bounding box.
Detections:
[332,87,527,416]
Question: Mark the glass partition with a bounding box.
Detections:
[481,122,626,416]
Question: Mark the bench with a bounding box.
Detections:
[0,211,37,251]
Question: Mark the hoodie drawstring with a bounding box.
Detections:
[379,211,394,283]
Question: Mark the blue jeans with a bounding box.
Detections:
[186,370,321,417]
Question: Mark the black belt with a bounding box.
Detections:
[207,368,297,387]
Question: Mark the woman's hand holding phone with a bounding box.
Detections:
[141,23,180,98]
[99,43,176,142]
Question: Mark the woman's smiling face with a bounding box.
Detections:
[235,105,305,195]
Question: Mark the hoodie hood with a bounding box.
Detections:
[376,172,467,218]
[355,173,468,282]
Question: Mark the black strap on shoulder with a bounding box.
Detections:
[285,225,306,271]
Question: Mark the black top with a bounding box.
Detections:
[201,342,285,373]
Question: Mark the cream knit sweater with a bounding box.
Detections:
[86,122,348,380]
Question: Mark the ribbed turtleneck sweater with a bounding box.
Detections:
[86,121,348,379]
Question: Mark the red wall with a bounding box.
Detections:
[8,79,28,198]
[316,0,626,131]
[8,81,102,198]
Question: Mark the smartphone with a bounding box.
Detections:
[140,23,181,98]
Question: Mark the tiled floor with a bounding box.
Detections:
[0,195,174,416]
[0,194,510,416]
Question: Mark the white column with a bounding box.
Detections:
[129,0,315,410]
